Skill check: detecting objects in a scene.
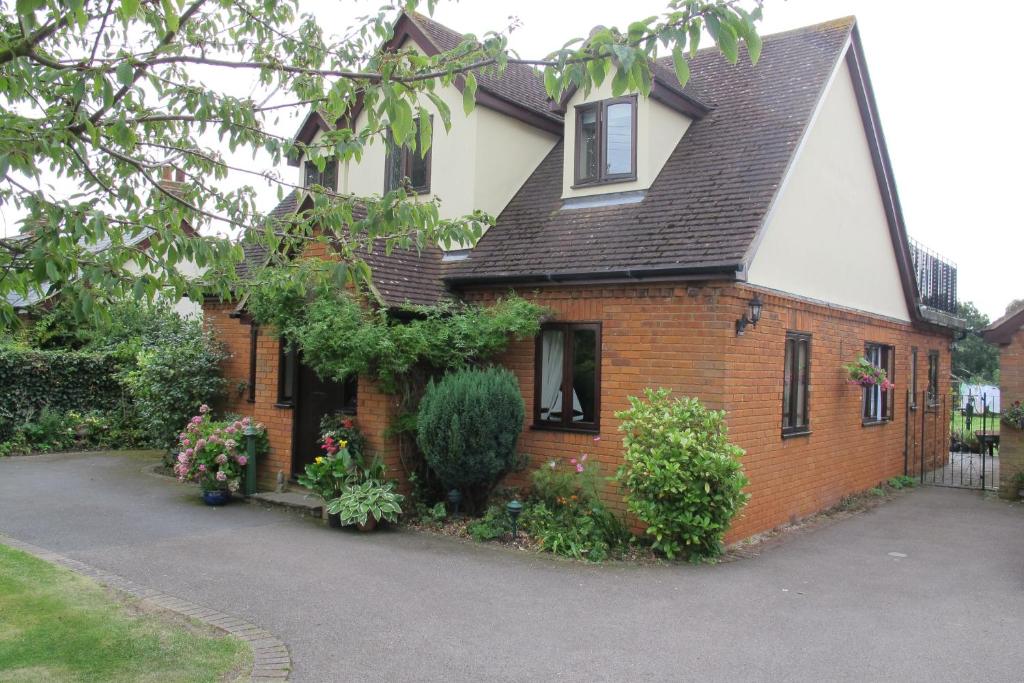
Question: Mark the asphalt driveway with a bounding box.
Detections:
[1,451,1022,682]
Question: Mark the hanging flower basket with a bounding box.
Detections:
[844,357,893,391]
[1003,401,1024,430]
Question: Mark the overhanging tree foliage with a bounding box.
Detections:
[953,301,999,385]
[0,0,763,328]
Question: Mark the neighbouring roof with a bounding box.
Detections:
[241,191,448,308]
[982,304,1024,345]
[446,17,858,284]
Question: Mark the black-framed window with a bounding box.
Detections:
[384,117,431,193]
[534,322,601,431]
[303,159,338,191]
[248,324,258,403]
[277,339,296,406]
[863,343,895,423]
[927,350,940,407]
[782,332,811,436]
[574,96,637,186]
[910,347,918,409]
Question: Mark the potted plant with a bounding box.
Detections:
[1003,400,1024,431]
[844,357,893,391]
[297,436,359,527]
[173,406,264,506]
[326,479,405,532]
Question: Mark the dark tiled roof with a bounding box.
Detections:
[982,303,1024,345]
[446,18,857,282]
[240,192,448,308]
[409,12,561,125]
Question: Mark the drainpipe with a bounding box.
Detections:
[243,425,258,496]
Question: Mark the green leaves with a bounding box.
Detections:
[462,72,477,115]
[671,46,690,88]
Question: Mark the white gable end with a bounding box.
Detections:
[746,50,911,322]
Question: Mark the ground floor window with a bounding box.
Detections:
[535,322,600,431]
[863,342,894,423]
[927,350,940,407]
[277,339,296,406]
[248,324,258,403]
[782,332,811,436]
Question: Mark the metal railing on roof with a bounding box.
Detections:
[908,237,957,314]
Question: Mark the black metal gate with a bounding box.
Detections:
[904,389,999,491]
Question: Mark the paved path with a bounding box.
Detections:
[1,452,1022,682]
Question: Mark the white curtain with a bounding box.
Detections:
[540,330,583,422]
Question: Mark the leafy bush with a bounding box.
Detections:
[121,320,226,447]
[1003,400,1024,430]
[616,389,750,560]
[416,367,524,508]
[467,505,512,542]
[887,475,916,490]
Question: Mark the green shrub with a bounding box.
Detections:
[121,321,226,447]
[416,367,524,508]
[615,388,750,560]
[467,505,512,541]
[521,501,618,562]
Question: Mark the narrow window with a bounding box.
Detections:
[303,159,337,191]
[384,117,432,193]
[277,339,296,406]
[573,96,637,186]
[248,324,258,403]
[910,347,918,409]
[534,323,601,430]
[341,375,359,415]
[782,332,811,436]
[863,343,895,423]
[927,350,940,407]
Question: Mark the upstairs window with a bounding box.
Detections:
[535,323,601,431]
[574,96,637,186]
[782,332,811,436]
[863,343,895,423]
[385,117,431,193]
[304,159,337,191]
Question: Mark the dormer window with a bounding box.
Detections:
[574,96,637,186]
[384,117,432,194]
[304,159,337,191]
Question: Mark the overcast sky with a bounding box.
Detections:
[4,1,1019,319]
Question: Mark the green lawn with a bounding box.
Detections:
[0,544,250,682]
[950,411,1001,436]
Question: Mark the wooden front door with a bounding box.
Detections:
[291,359,357,477]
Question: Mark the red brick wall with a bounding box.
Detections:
[998,326,1024,497]
[463,282,953,541]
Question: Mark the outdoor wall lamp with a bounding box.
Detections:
[735,295,764,336]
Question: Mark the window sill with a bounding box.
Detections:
[530,422,600,435]
[273,402,294,409]
[782,429,812,439]
[571,175,636,190]
[861,418,892,428]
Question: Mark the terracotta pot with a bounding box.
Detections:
[357,517,378,532]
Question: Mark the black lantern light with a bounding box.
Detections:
[736,295,764,336]
[506,499,523,539]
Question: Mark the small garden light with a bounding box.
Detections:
[506,499,523,539]
[447,488,463,517]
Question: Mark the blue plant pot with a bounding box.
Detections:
[202,489,231,506]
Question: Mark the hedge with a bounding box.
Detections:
[0,346,125,437]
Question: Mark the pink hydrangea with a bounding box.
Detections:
[215,470,227,482]
[225,425,237,434]
[241,416,251,427]
[199,404,210,414]
[182,438,191,447]
[184,448,194,458]
[177,453,189,464]
[224,439,237,450]
[215,454,227,464]
[195,438,206,450]
[178,432,187,441]
[237,455,247,466]
[208,435,220,445]
[198,464,206,472]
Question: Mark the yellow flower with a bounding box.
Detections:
[315,456,324,464]
[338,440,348,449]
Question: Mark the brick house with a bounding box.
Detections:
[204,13,963,540]
[982,305,1024,498]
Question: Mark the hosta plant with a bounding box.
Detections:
[326,480,405,527]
